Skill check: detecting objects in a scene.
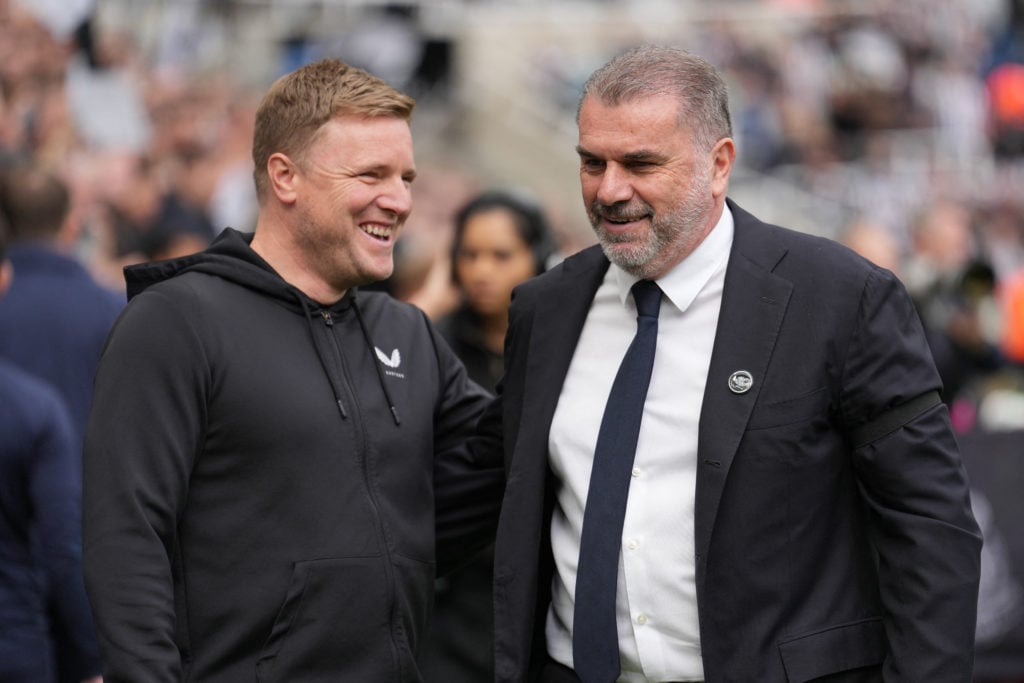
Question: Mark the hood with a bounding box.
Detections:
[123,227,400,425]
[124,228,318,309]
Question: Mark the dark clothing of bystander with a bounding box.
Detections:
[0,242,123,441]
[0,359,99,682]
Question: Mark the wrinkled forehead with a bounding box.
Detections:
[577,94,688,150]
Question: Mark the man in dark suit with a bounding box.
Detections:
[480,46,982,682]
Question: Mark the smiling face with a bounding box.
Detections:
[285,114,415,298]
[577,93,734,280]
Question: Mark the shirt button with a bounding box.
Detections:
[636,614,648,625]
[631,467,641,477]
[626,539,638,550]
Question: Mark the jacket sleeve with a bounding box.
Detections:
[428,320,504,577]
[28,385,102,679]
[83,287,208,682]
[842,268,983,681]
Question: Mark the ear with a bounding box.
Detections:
[56,208,82,251]
[267,153,300,206]
[709,137,736,199]
[0,260,12,298]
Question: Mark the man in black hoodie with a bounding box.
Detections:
[83,58,500,682]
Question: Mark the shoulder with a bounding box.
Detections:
[730,200,886,289]
[515,244,606,301]
[122,270,240,320]
[0,360,71,432]
[105,272,227,356]
[0,360,59,404]
[351,289,442,354]
[354,288,431,327]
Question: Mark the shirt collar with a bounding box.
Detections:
[613,203,734,314]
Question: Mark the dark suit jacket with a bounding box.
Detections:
[481,200,983,682]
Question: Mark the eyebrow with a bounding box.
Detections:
[576,146,665,163]
[622,150,665,163]
[361,163,417,181]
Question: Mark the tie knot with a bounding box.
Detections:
[631,280,662,319]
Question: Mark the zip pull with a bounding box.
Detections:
[319,311,344,417]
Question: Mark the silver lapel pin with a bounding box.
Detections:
[728,370,753,394]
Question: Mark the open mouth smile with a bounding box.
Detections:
[360,224,394,242]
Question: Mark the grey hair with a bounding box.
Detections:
[577,45,732,151]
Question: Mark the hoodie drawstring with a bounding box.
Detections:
[353,299,402,426]
[293,288,401,427]
[295,292,349,419]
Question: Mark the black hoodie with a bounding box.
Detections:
[83,229,500,682]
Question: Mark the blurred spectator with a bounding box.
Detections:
[902,201,1006,420]
[0,164,122,441]
[435,188,557,392]
[0,163,116,679]
[0,163,118,679]
[371,163,481,319]
[1002,269,1024,363]
[839,215,903,275]
[0,218,101,683]
[977,201,1024,281]
[418,188,557,681]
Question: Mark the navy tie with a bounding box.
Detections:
[573,279,662,683]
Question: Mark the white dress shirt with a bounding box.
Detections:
[546,207,734,682]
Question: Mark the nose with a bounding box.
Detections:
[595,163,633,206]
[378,176,413,217]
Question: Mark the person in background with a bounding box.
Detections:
[0,164,123,446]
[419,189,556,681]
[902,202,1006,411]
[0,163,116,683]
[0,220,102,683]
[838,215,902,276]
[83,58,499,682]
[478,45,982,682]
[437,189,557,393]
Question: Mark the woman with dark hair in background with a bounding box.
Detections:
[419,189,557,680]
[436,189,556,392]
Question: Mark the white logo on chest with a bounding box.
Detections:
[375,347,401,367]
[374,347,404,377]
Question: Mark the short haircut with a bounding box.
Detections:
[577,45,732,152]
[0,165,71,241]
[251,58,416,200]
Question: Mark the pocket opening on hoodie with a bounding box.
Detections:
[256,556,392,682]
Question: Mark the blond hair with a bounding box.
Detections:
[252,58,415,200]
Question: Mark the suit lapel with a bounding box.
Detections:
[694,202,793,589]
[511,214,794,592]
[520,246,609,447]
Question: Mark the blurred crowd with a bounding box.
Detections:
[720,0,1024,434]
[3,0,1024,680]
[2,0,1024,434]
[0,0,259,289]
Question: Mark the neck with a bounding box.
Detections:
[251,221,346,305]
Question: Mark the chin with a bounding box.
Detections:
[601,241,647,269]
